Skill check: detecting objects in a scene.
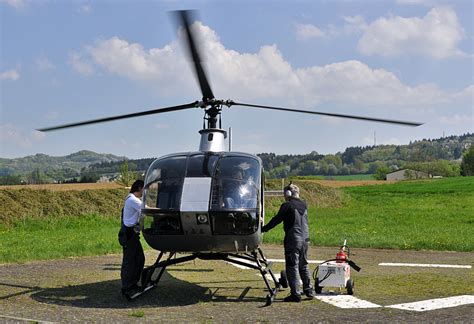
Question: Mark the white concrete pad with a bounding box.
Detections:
[387,295,474,312]
[315,295,382,308]
[379,262,472,269]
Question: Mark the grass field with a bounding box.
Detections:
[0,177,473,263]
[290,174,375,181]
[263,177,474,252]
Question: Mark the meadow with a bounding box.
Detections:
[0,177,472,263]
[265,177,474,251]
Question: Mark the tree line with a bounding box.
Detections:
[1,133,472,185]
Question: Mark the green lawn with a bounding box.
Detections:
[263,177,474,251]
[0,214,122,263]
[289,174,375,181]
[1,177,473,263]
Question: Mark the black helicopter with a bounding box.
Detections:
[38,10,422,304]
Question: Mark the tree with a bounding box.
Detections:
[0,174,23,185]
[373,166,390,180]
[117,160,137,186]
[460,146,474,176]
[27,168,46,184]
[79,172,99,183]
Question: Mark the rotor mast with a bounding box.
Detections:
[199,100,228,152]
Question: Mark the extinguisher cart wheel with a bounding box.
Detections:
[346,278,354,295]
[315,278,322,294]
[279,270,288,288]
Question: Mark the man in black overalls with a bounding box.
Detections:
[118,180,146,299]
[262,183,315,302]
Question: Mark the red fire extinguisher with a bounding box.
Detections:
[336,239,348,263]
[336,249,347,263]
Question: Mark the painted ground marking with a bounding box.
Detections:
[386,295,474,312]
[226,258,473,311]
[379,262,471,269]
[315,295,382,308]
[0,314,56,323]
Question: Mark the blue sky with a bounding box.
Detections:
[1,0,472,159]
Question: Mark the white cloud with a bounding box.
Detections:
[75,21,463,110]
[0,0,27,9]
[450,85,474,102]
[36,57,56,71]
[0,69,20,81]
[88,36,181,80]
[69,52,94,76]
[358,7,467,59]
[295,23,326,40]
[295,60,448,106]
[78,4,91,14]
[439,114,473,126]
[343,15,368,35]
[0,124,45,148]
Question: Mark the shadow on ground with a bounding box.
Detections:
[29,271,207,309]
[28,270,268,309]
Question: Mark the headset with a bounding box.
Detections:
[284,181,293,198]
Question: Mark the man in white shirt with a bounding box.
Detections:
[120,179,145,299]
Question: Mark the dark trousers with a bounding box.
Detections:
[120,228,145,292]
[285,241,312,296]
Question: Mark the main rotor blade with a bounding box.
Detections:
[38,102,199,132]
[231,102,423,127]
[172,10,215,101]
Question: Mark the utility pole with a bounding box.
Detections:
[374,131,376,146]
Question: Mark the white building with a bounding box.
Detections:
[386,169,431,181]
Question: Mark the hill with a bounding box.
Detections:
[0,150,126,183]
[259,133,472,178]
[0,133,472,184]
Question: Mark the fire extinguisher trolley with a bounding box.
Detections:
[313,240,361,295]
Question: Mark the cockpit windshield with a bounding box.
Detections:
[143,153,261,212]
[211,156,260,210]
[144,156,186,209]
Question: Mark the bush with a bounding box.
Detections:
[461,146,474,176]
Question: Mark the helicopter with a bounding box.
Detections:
[38,10,422,304]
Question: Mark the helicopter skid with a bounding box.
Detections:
[136,248,282,305]
[124,283,156,301]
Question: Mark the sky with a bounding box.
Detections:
[1,0,473,159]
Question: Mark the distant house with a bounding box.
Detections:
[98,176,110,183]
[386,169,431,181]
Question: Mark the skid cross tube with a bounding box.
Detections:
[139,248,282,305]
